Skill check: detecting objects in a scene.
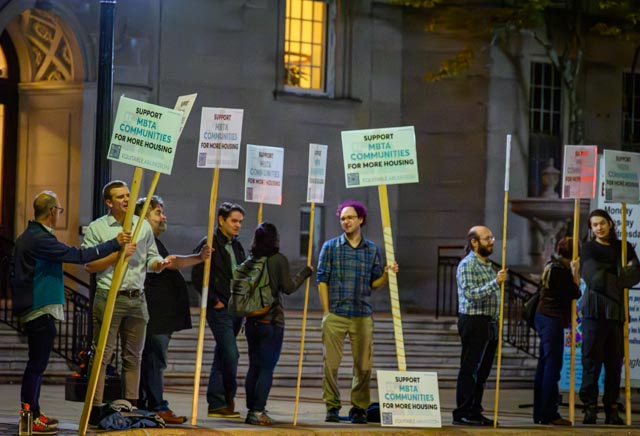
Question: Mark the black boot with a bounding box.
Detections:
[583,404,597,425]
[605,404,624,425]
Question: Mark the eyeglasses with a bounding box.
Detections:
[478,236,495,243]
[52,206,64,214]
[340,215,359,222]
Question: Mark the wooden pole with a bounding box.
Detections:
[293,202,315,425]
[569,198,579,424]
[493,134,511,428]
[378,185,405,371]
[257,202,263,225]
[622,202,632,426]
[79,167,144,435]
[190,168,220,425]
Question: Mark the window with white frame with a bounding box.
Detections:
[623,72,640,150]
[284,0,329,93]
[529,62,561,136]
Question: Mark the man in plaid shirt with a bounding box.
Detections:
[452,226,507,427]
[317,200,398,424]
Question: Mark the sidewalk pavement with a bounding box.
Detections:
[1,383,640,434]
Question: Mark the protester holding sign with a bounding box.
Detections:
[192,202,246,418]
[241,222,312,425]
[135,196,211,424]
[317,200,398,424]
[580,209,640,425]
[453,226,506,427]
[83,181,174,424]
[533,237,581,426]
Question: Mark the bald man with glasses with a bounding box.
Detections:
[452,226,507,427]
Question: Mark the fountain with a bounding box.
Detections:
[510,159,590,270]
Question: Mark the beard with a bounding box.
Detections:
[157,222,167,235]
[477,244,493,257]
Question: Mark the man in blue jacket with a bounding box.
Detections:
[11,191,130,435]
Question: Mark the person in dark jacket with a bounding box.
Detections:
[242,222,312,425]
[580,209,640,425]
[135,196,210,424]
[192,202,246,418]
[11,191,130,435]
[533,237,581,426]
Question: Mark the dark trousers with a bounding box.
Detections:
[453,314,498,420]
[139,333,172,411]
[206,307,243,410]
[244,320,284,412]
[533,312,564,423]
[580,317,623,409]
[21,314,57,418]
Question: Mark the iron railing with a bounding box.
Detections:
[436,244,539,357]
[0,237,93,369]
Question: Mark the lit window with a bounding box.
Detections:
[623,72,640,149]
[285,0,327,92]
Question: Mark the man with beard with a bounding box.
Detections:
[317,200,398,424]
[452,226,507,426]
[135,196,211,424]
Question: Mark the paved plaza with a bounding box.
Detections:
[1,384,640,434]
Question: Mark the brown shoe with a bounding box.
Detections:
[157,409,187,424]
[208,406,241,418]
[550,418,572,426]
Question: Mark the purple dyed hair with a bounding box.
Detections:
[336,200,367,226]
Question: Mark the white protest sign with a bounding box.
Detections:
[341,126,418,188]
[377,370,441,428]
[107,96,183,174]
[174,93,197,137]
[307,143,328,203]
[244,144,284,205]
[603,149,640,204]
[197,107,244,169]
[562,145,598,199]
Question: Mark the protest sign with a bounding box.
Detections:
[562,145,598,199]
[603,149,640,204]
[174,93,197,137]
[107,96,183,174]
[377,370,441,428]
[198,107,244,169]
[307,143,328,203]
[341,126,418,188]
[244,144,284,205]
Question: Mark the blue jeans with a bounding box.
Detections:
[206,307,242,410]
[139,333,171,411]
[244,320,284,412]
[533,312,564,423]
[21,314,56,418]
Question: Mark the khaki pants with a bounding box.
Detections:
[92,289,149,405]
[321,312,373,411]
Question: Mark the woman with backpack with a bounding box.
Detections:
[242,222,313,425]
[533,236,581,426]
[579,209,640,425]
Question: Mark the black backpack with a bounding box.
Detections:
[228,256,274,317]
[522,260,555,330]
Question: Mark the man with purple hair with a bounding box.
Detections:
[317,200,398,424]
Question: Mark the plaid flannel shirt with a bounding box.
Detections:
[456,251,500,319]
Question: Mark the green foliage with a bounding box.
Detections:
[424,47,474,81]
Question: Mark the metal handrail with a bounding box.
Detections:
[0,237,94,369]
[436,244,539,357]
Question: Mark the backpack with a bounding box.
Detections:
[522,259,555,330]
[228,256,274,317]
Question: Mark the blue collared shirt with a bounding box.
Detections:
[316,233,383,317]
[82,214,162,290]
[457,251,500,319]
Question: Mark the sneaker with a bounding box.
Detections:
[208,406,241,418]
[38,413,59,428]
[583,405,598,425]
[325,407,340,423]
[605,405,624,425]
[349,406,367,424]
[33,417,58,435]
[245,410,273,426]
